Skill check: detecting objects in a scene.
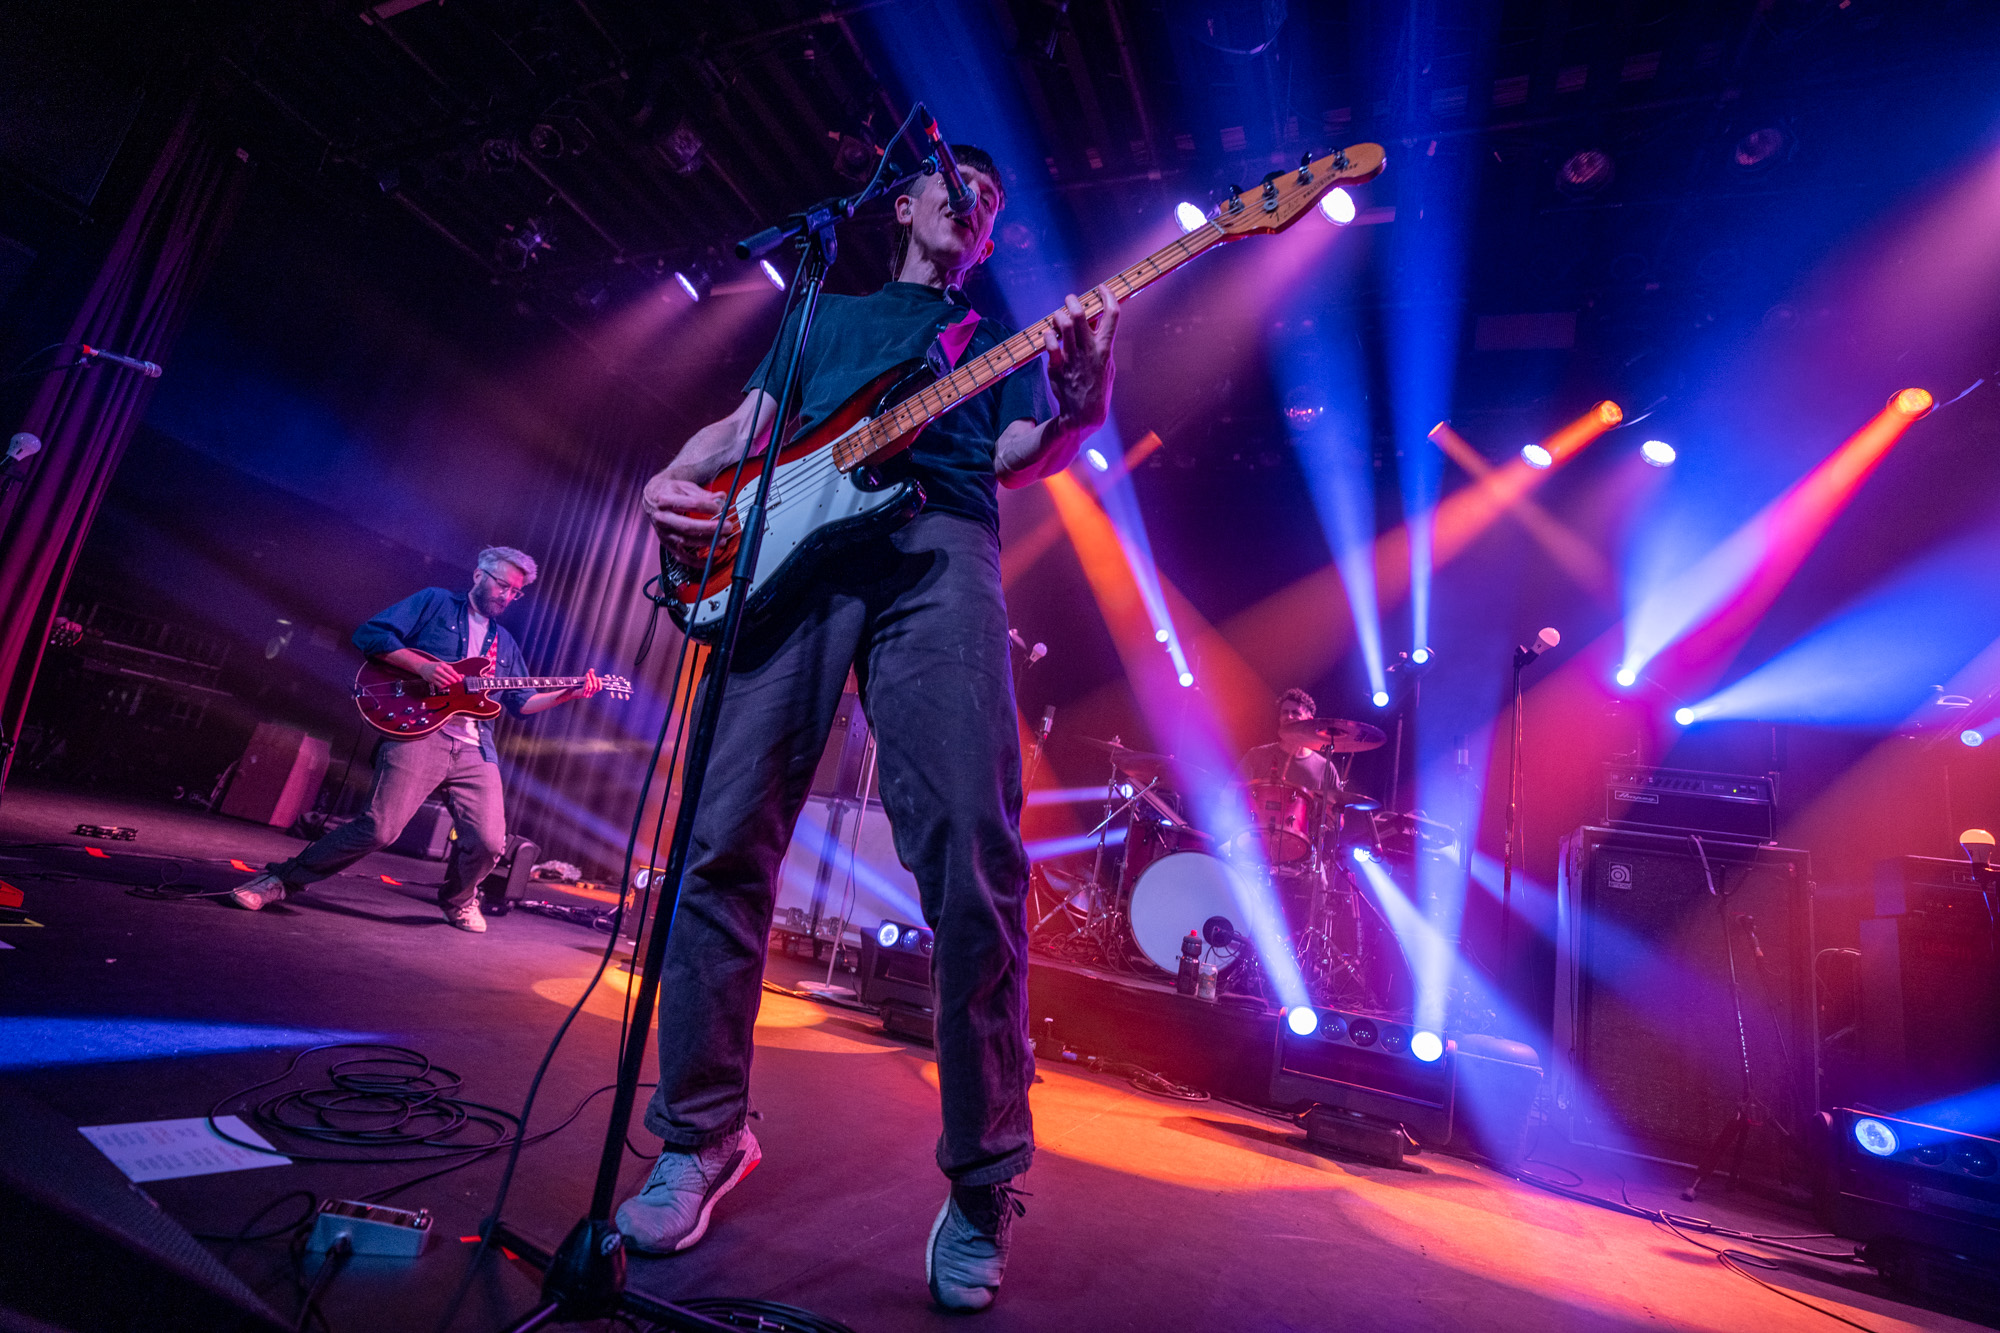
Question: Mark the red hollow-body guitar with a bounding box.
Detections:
[352,651,632,738]
[659,143,1387,640]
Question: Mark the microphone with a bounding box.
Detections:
[80,344,162,378]
[1514,626,1560,669]
[6,433,41,465]
[1039,705,1055,740]
[916,105,976,220]
[1028,642,1047,667]
[1009,627,1027,652]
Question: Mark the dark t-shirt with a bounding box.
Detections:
[744,282,1056,532]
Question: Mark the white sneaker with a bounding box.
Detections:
[615,1127,762,1254]
[229,873,290,911]
[445,900,487,933]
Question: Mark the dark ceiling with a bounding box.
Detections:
[122,0,1989,310]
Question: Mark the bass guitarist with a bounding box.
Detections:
[228,545,601,931]
[628,145,1117,1310]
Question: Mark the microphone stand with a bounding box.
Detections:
[493,151,928,1332]
[1499,645,1537,974]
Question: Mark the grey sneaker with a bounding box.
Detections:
[616,1127,762,1254]
[926,1182,1026,1312]
[445,900,487,933]
[229,873,290,912]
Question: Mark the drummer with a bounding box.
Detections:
[1238,688,1343,796]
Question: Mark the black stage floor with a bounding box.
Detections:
[0,785,1984,1332]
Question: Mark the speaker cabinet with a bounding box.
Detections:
[1555,826,1813,1171]
[218,723,330,829]
[478,835,539,915]
[810,691,874,799]
[775,795,921,943]
[388,799,455,860]
[0,1094,287,1331]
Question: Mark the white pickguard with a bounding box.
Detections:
[675,425,920,639]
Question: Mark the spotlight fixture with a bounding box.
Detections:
[1640,439,1677,467]
[1285,1007,1320,1038]
[1521,443,1553,469]
[1085,447,1109,472]
[858,920,935,1038]
[1174,201,1207,233]
[1558,149,1616,197]
[1731,126,1789,171]
[670,267,711,303]
[1319,187,1356,226]
[876,921,902,948]
[1410,647,1433,666]
[1154,628,1170,644]
[1674,706,1696,726]
[1410,1030,1445,1063]
[759,259,787,291]
[1892,387,1934,418]
[1961,729,1984,748]
[1615,667,1638,688]
[1177,671,1195,688]
[1371,689,1390,708]
[1352,845,1374,864]
[1853,1116,1899,1158]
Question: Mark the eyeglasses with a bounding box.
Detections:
[478,571,528,601]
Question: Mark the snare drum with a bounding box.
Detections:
[1226,781,1316,865]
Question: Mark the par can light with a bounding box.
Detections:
[1371,689,1390,708]
[1319,187,1357,226]
[1961,729,1984,748]
[1892,387,1934,418]
[1640,439,1677,467]
[1521,443,1553,469]
[1615,667,1638,688]
[1174,201,1207,233]
[1410,1030,1445,1063]
[876,921,901,948]
[1674,706,1696,727]
[1285,1006,1320,1038]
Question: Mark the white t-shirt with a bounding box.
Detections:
[453,607,491,743]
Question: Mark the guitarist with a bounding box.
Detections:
[627,146,1117,1310]
[227,546,601,932]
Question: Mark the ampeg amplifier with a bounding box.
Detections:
[1603,766,1776,844]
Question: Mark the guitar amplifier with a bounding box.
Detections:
[1603,766,1776,844]
[1875,854,1997,919]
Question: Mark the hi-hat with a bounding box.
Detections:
[1278,716,1387,753]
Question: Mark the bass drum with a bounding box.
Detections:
[1126,852,1251,974]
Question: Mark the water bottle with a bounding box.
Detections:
[1176,930,1201,995]
[1196,960,1218,1001]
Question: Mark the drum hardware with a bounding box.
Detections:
[1277,716,1387,754]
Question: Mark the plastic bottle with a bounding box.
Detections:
[1176,930,1201,995]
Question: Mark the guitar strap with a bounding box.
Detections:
[925,305,982,378]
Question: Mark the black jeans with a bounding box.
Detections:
[643,512,1034,1187]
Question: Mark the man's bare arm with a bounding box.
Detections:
[642,390,778,564]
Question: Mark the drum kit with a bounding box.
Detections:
[1032,716,1449,1011]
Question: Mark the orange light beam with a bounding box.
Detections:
[1427,422,1612,595]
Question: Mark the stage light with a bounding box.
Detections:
[1286,1007,1320,1038]
[1177,671,1195,688]
[1640,439,1677,467]
[1371,689,1390,708]
[1410,647,1432,666]
[1615,667,1638,688]
[1854,1117,1899,1158]
[1558,149,1615,197]
[1174,201,1206,233]
[1960,828,1994,867]
[1117,782,1135,799]
[1961,729,1984,748]
[673,271,701,303]
[1319,187,1356,226]
[1733,126,1789,170]
[1674,706,1695,726]
[1085,447,1109,472]
[1352,846,1374,864]
[1521,443,1553,469]
[876,921,901,948]
[1410,1030,1444,1063]
[1893,387,1934,418]
[760,259,786,290]
[1154,628,1170,643]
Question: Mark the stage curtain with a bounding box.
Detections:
[497,377,702,879]
[0,97,252,794]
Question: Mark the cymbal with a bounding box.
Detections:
[1278,716,1388,753]
[1079,736,1178,779]
[1326,791,1382,812]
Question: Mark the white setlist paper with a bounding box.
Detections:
[78,1115,290,1182]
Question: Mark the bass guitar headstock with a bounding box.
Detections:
[600,675,634,700]
[1198,143,1387,240]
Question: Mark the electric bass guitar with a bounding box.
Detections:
[352,650,632,738]
[661,143,1386,639]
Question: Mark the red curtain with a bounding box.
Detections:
[0,99,252,794]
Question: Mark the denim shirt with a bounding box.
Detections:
[352,587,531,763]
